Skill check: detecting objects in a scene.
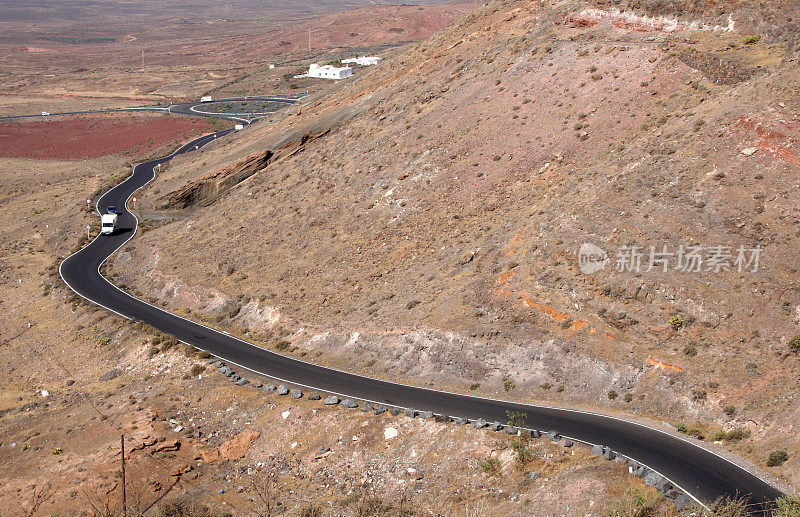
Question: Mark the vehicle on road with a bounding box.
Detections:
[200,96,213,102]
[106,205,118,214]
[100,213,118,235]
[41,111,50,116]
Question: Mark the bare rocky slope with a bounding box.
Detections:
[0,127,659,515]
[112,0,800,494]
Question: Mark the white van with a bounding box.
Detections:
[101,213,118,235]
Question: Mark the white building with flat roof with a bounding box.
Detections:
[307,63,353,80]
[342,56,382,66]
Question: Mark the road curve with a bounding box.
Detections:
[0,95,301,122]
[59,118,783,513]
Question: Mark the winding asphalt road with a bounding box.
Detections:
[58,103,784,513]
[0,95,301,122]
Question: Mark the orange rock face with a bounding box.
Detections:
[218,429,261,460]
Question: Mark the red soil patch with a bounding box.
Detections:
[0,113,213,159]
[735,115,800,166]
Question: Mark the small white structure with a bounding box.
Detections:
[307,63,353,80]
[269,64,275,69]
[200,96,213,102]
[341,56,382,66]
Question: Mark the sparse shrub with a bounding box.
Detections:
[478,456,501,476]
[355,497,412,517]
[709,431,727,442]
[774,496,800,517]
[669,314,683,331]
[788,335,800,354]
[510,439,536,467]
[687,428,704,440]
[768,450,789,467]
[608,390,618,400]
[692,389,707,401]
[161,336,179,351]
[605,488,660,517]
[624,393,633,403]
[506,410,527,428]
[723,405,736,417]
[469,383,481,390]
[744,34,760,44]
[190,365,205,377]
[683,344,697,356]
[148,346,160,358]
[157,500,214,517]
[676,423,687,433]
[725,428,750,442]
[274,340,290,351]
[709,494,750,516]
[502,377,516,392]
[52,448,63,455]
[540,382,552,390]
[298,504,323,517]
[96,336,110,346]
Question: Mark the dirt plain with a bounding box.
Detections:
[0,113,224,159]
[0,1,474,116]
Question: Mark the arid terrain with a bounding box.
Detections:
[0,1,473,116]
[0,149,658,515]
[3,0,800,515]
[109,0,800,499]
[0,113,226,159]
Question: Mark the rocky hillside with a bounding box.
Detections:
[112,0,800,493]
[0,133,658,516]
